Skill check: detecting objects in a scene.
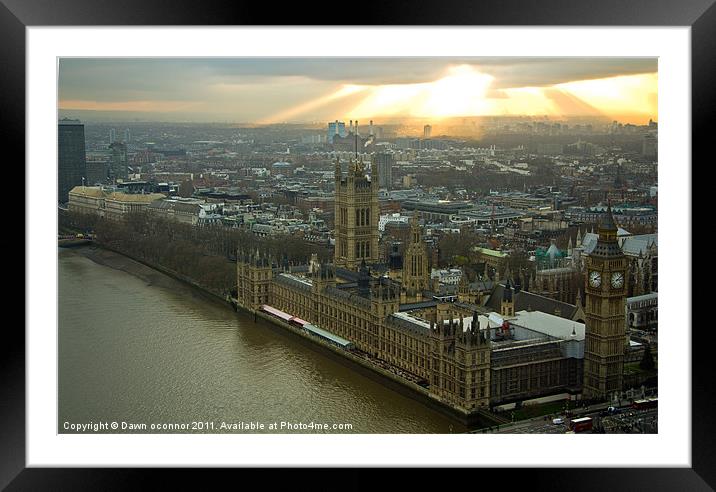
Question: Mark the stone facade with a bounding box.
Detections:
[583,205,628,400]
[236,252,588,412]
[234,155,595,415]
[401,215,430,302]
[333,157,380,270]
[68,186,165,220]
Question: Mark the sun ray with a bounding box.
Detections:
[554,73,658,119]
[251,64,657,123]
[258,85,367,124]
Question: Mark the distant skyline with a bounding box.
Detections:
[59,58,658,124]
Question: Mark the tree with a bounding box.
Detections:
[437,231,479,267]
[639,345,655,371]
[178,179,195,198]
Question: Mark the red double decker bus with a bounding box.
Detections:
[569,417,593,433]
[632,397,658,410]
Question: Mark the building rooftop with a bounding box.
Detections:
[107,192,165,203]
[390,311,500,334]
[627,292,658,303]
[324,285,371,308]
[582,232,657,256]
[397,300,438,312]
[69,186,105,198]
[511,310,585,341]
[304,323,353,347]
[473,247,508,258]
[276,273,313,290]
[486,284,580,320]
[69,186,166,203]
[148,199,202,213]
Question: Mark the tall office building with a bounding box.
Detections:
[58,118,86,204]
[85,160,109,186]
[109,142,128,182]
[373,152,394,190]
[423,124,432,138]
[109,128,117,145]
[123,128,131,143]
[642,132,657,158]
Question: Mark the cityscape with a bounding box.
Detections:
[58,58,658,434]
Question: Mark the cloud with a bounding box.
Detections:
[58,57,657,122]
[59,57,657,95]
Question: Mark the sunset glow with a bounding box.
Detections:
[346,65,495,119]
[58,58,658,124]
[554,73,658,120]
[326,66,656,122]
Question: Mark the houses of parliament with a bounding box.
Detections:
[235,151,632,419]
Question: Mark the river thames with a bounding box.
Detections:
[58,247,465,433]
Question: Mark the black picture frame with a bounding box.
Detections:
[4,0,710,489]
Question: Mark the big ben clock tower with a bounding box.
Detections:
[583,204,628,400]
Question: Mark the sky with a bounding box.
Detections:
[58,58,658,124]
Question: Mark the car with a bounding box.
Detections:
[552,418,564,425]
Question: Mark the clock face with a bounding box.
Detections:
[589,271,601,288]
[611,272,624,289]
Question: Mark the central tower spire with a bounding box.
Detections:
[333,118,379,271]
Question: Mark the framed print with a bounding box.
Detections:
[4,0,712,488]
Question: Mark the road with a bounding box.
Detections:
[476,400,658,434]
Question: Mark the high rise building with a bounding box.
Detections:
[123,128,131,143]
[109,142,128,182]
[327,120,346,143]
[642,132,657,158]
[583,204,628,400]
[373,152,394,190]
[58,118,86,204]
[85,160,109,186]
[109,128,117,145]
[423,124,432,138]
[334,153,380,271]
